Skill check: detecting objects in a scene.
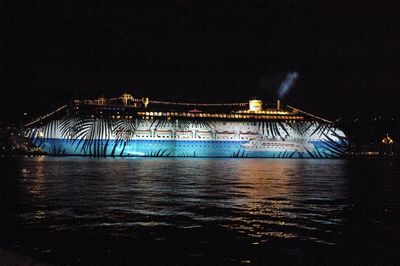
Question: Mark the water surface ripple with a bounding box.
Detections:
[1,157,400,265]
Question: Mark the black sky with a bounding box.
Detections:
[2,1,400,125]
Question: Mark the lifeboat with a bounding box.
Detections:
[176,130,192,139]
[155,130,173,138]
[135,129,152,138]
[196,130,213,139]
[216,131,235,139]
[239,131,259,139]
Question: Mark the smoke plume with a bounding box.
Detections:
[277,72,299,99]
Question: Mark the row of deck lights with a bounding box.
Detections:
[237,110,289,115]
[89,112,304,121]
[137,111,303,120]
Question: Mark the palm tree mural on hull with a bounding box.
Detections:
[28,115,139,157]
[26,115,348,158]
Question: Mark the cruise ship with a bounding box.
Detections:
[25,94,348,158]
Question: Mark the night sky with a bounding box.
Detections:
[2,1,400,125]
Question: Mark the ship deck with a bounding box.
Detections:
[24,94,332,128]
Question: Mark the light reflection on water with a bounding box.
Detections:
[16,158,349,241]
[2,156,400,264]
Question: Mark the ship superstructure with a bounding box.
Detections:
[25,94,348,158]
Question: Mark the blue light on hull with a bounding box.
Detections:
[36,139,346,158]
[26,115,349,159]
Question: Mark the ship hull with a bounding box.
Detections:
[38,139,345,158]
[28,118,348,158]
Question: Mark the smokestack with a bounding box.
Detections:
[277,99,281,110]
[249,99,263,112]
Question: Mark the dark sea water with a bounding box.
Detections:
[1,156,400,265]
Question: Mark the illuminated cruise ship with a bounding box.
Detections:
[25,94,348,158]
